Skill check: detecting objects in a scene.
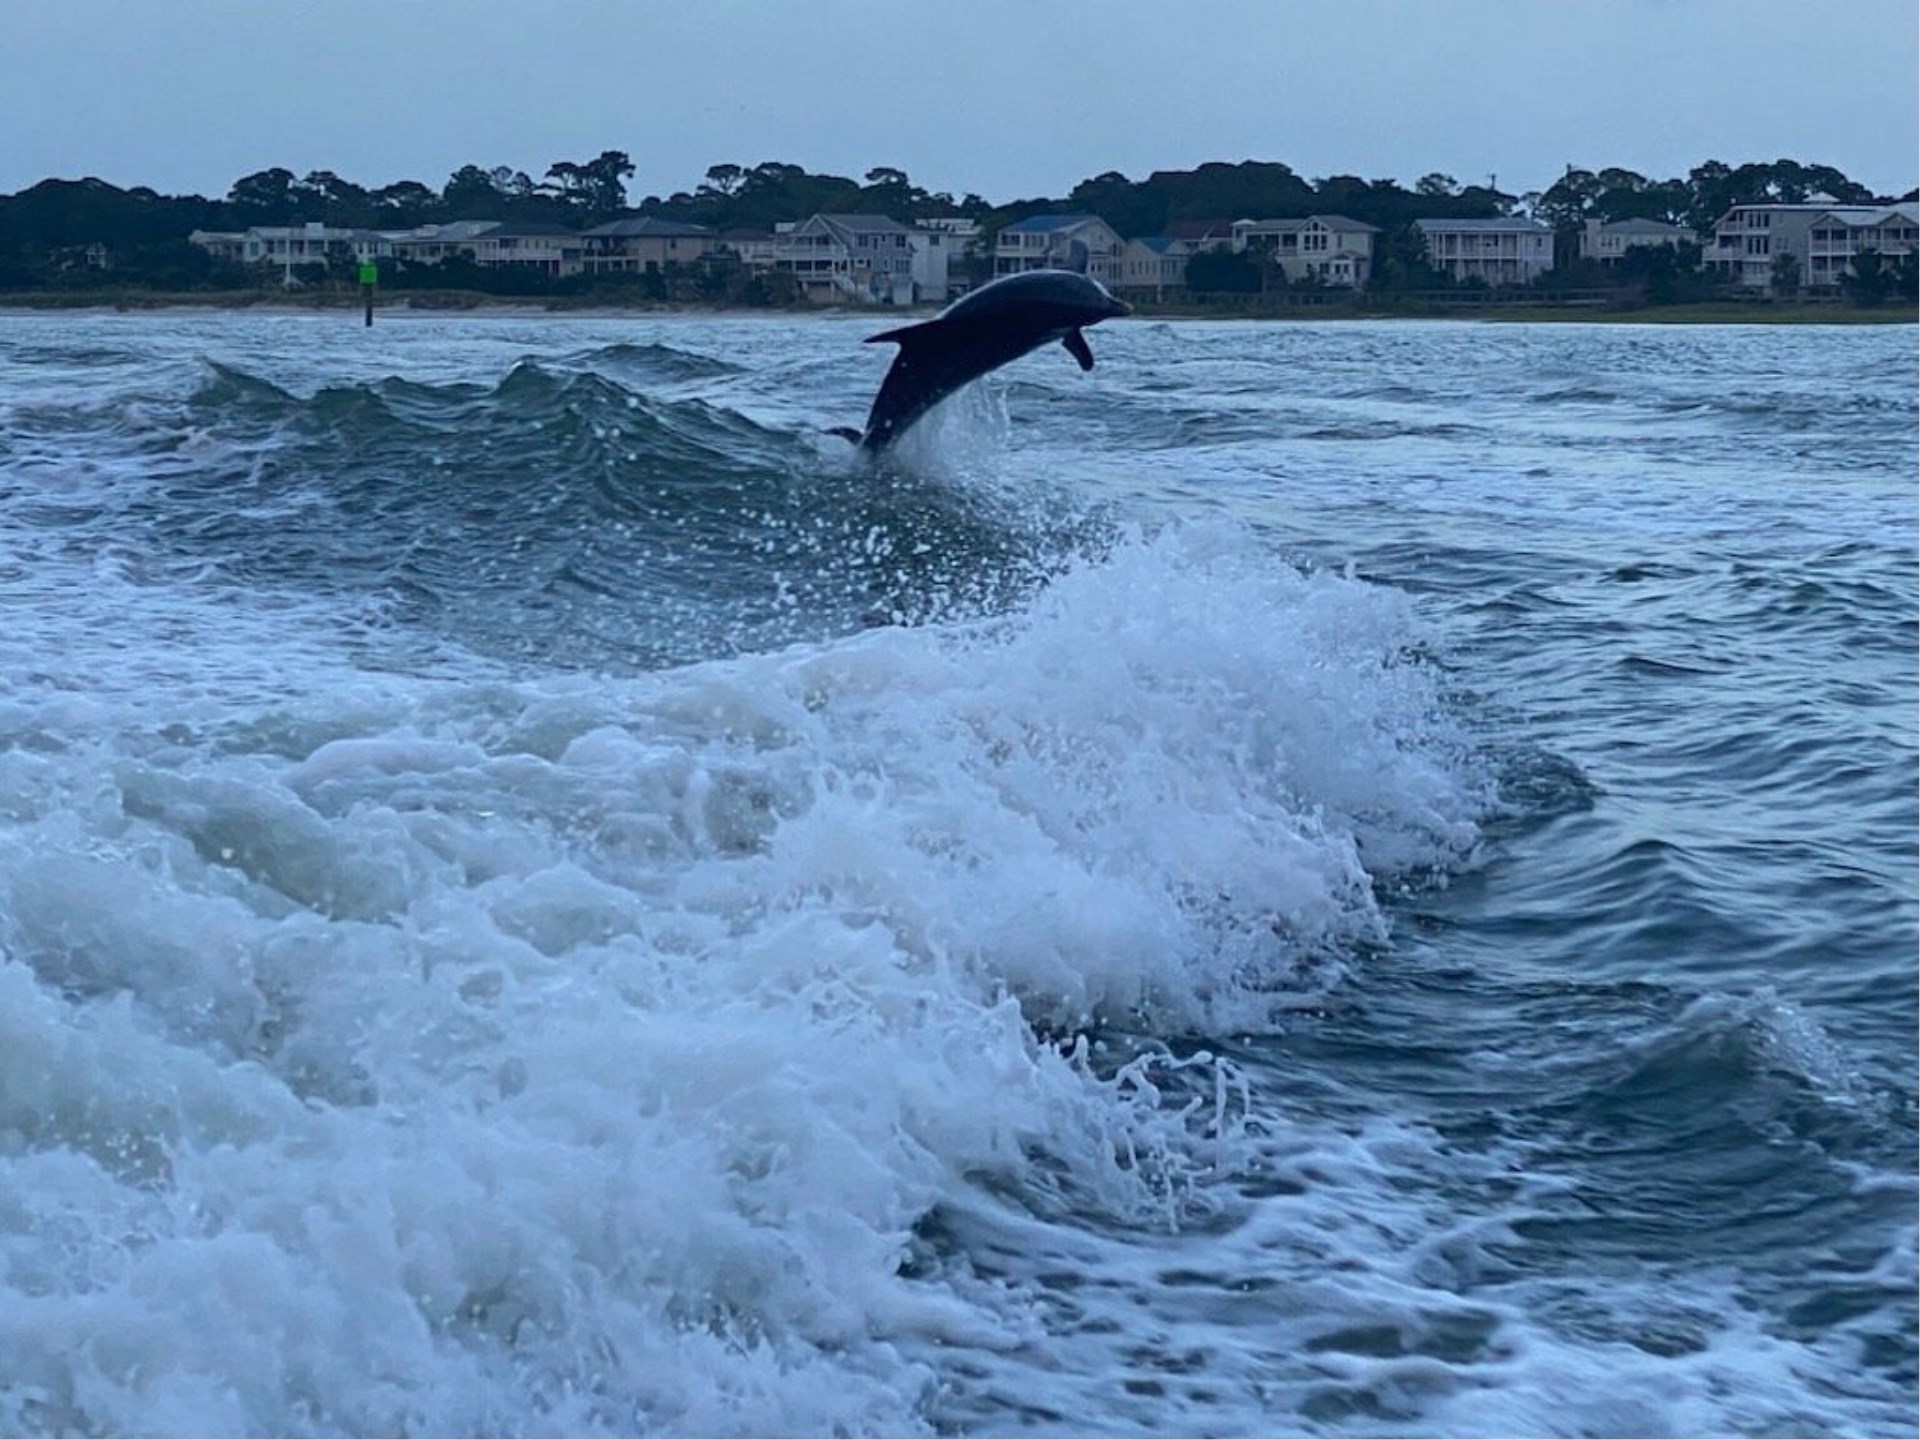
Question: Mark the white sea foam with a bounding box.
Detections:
[0,519,1493,1435]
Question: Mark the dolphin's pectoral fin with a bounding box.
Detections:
[1061,328,1095,372]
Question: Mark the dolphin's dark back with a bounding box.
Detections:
[853,269,1129,451]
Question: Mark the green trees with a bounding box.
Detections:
[1622,239,1708,305]
[1183,246,1262,294]
[1838,248,1912,307]
[543,150,634,222]
[1770,250,1803,297]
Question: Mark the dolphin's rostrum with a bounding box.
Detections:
[839,268,1131,452]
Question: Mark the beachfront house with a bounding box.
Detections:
[1117,236,1195,301]
[993,215,1125,285]
[1229,214,1378,289]
[386,220,502,265]
[1706,201,1830,290]
[1802,201,1919,291]
[773,214,925,303]
[1414,217,1555,286]
[465,222,584,277]
[189,222,393,271]
[719,230,779,269]
[911,216,980,301]
[580,217,719,276]
[1701,196,1919,292]
[188,230,248,264]
[1578,217,1695,263]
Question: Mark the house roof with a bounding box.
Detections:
[1809,202,1920,227]
[1415,217,1551,233]
[1712,196,1874,222]
[1312,213,1379,233]
[248,224,384,240]
[1002,213,1105,234]
[584,217,712,238]
[399,220,501,242]
[481,221,582,238]
[1131,236,1190,254]
[1594,217,1690,234]
[1235,213,1380,235]
[816,213,911,233]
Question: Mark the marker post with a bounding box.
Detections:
[359,261,378,326]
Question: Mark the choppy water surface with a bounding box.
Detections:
[0,311,1913,1437]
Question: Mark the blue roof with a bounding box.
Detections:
[1003,213,1101,233]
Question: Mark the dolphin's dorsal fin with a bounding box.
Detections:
[865,318,944,346]
[1063,238,1090,274]
[1061,328,1094,371]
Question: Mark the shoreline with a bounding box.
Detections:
[1,292,1913,326]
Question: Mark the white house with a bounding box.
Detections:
[1415,218,1555,286]
[904,229,962,303]
[776,213,923,303]
[993,214,1125,285]
[190,223,394,282]
[1230,214,1378,288]
[1116,236,1194,300]
[719,230,780,269]
[1579,217,1695,263]
[385,220,501,265]
[1803,201,1919,291]
[187,230,248,263]
[917,215,982,297]
[464,222,584,277]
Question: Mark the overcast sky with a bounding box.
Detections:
[2,0,1914,204]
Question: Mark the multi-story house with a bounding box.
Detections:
[993,214,1125,285]
[1414,217,1555,286]
[1229,214,1378,288]
[917,216,982,298]
[719,230,779,269]
[187,229,248,263]
[1116,236,1195,300]
[580,217,718,275]
[465,222,583,277]
[1706,201,1839,290]
[1803,201,1919,290]
[776,213,922,303]
[1578,217,1695,263]
[1702,195,1914,292]
[191,223,393,280]
[385,220,502,265]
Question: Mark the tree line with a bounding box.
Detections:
[0,150,1911,301]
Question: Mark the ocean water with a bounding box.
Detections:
[0,309,1912,1437]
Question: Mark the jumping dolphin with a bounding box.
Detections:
[836,268,1132,452]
